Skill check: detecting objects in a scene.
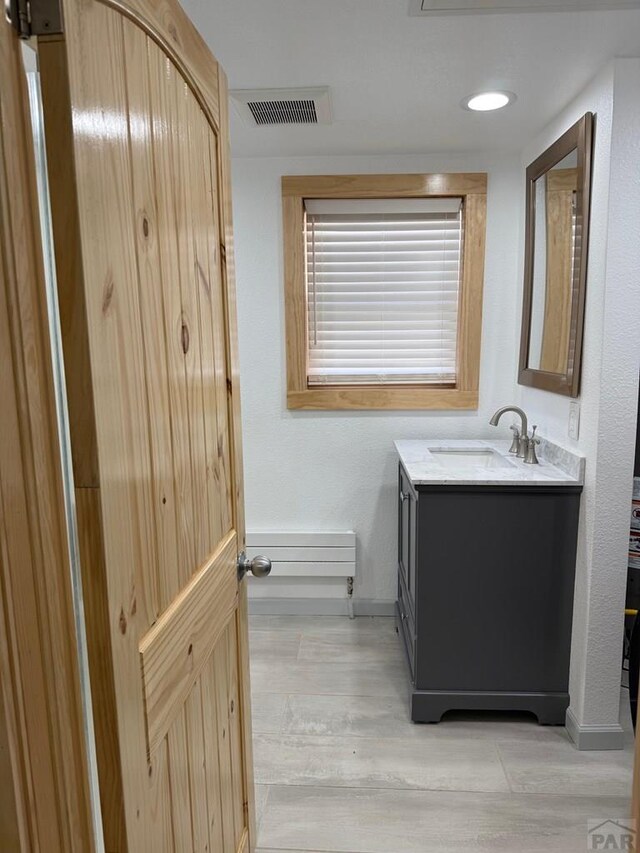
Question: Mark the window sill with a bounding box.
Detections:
[287,386,479,411]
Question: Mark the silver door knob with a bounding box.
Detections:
[237,553,272,580]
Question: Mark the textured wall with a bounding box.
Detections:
[231,152,521,605]
[516,60,640,731]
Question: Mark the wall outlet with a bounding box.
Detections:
[568,401,580,440]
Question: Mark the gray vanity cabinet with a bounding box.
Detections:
[396,462,583,724]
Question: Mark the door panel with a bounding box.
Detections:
[39,0,254,849]
[139,533,238,753]
[408,489,417,608]
[399,467,410,586]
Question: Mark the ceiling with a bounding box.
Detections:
[181,0,640,157]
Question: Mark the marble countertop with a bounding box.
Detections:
[395,438,585,487]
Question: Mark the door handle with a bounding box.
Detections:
[237,552,272,581]
[400,490,409,502]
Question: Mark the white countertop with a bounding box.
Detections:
[395,439,584,487]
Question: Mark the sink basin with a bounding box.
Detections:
[429,448,515,470]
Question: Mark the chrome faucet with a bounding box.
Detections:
[489,405,539,463]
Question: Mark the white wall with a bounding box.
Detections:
[515,59,640,741]
[232,152,521,606]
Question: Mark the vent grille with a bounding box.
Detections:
[231,87,332,127]
[247,99,318,126]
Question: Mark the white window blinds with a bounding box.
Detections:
[304,197,464,386]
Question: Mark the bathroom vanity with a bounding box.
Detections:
[395,439,584,725]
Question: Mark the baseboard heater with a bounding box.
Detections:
[245,531,356,618]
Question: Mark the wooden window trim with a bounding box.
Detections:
[282,173,487,410]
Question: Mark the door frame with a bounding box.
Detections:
[0,13,96,852]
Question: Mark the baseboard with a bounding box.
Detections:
[247,597,395,617]
[353,599,396,617]
[565,707,625,750]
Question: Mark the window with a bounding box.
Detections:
[305,198,462,386]
[283,174,487,410]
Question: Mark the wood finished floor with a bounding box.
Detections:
[250,616,634,853]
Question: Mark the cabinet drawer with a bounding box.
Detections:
[397,572,415,678]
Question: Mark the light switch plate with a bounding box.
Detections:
[568,402,580,440]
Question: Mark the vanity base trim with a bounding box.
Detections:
[565,707,625,751]
[408,688,569,725]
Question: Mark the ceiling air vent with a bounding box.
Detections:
[410,0,639,11]
[231,88,332,127]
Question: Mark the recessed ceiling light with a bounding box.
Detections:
[462,91,516,112]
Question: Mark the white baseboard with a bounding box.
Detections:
[247,597,395,617]
[565,707,625,750]
[354,599,396,617]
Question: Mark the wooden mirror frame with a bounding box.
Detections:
[518,112,593,397]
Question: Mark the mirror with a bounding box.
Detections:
[519,113,593,397]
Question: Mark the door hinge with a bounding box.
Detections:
[7,0,63,39]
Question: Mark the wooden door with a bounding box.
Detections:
[37,1,255,850]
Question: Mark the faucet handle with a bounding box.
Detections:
[508,424,520,455]
[524,426,540,464]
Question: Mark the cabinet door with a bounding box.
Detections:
[415,488,581,693]
[398,467,409,583]
[398,466,416,611]
[408,487,417,606]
